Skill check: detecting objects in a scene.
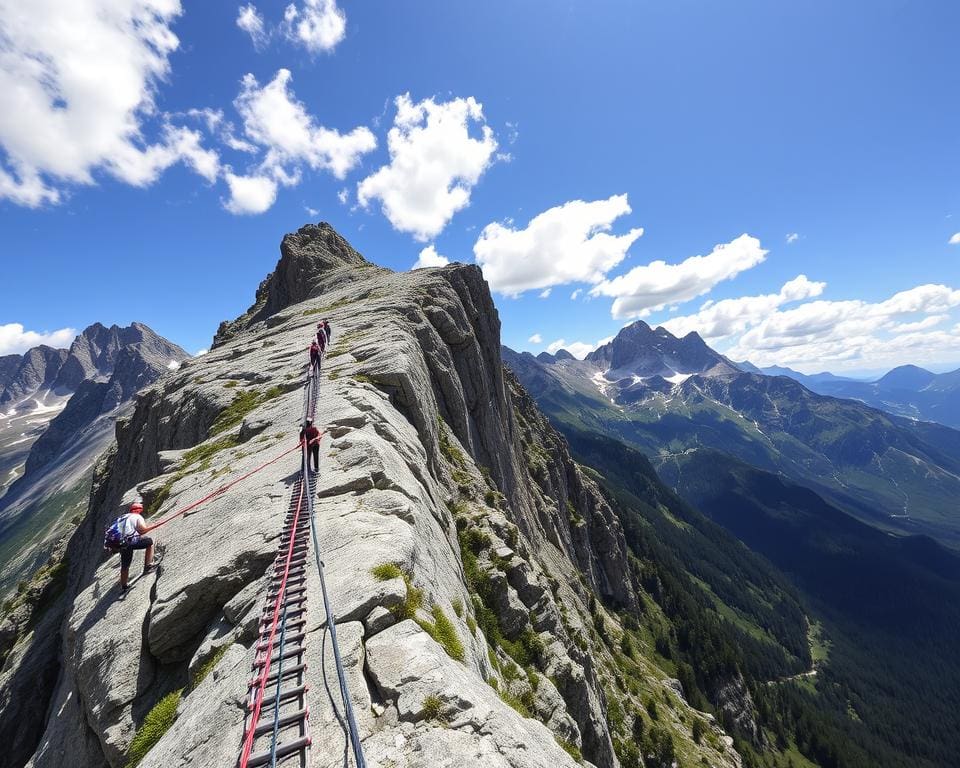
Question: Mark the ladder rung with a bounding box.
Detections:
[246,736,311,767]
[253,645,304,668]
[252,683,307,709]
[249,662,307,687]
[258,630,306,651]
[254,707,309,736]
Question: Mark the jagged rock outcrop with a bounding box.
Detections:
[1,224,742,768]
[0,346,69,405]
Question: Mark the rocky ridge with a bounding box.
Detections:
[1,224,741,768]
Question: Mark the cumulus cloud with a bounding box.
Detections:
[358,94,498,241]
[0,0,221,206]
[237,4,268,47]
[235,69,376,179]
[0,324,76,355]
[473,195,643,296]
[590,234,768,319]
[659,275,826,341]
[223,69,375,213]
[194,348,209,356]
[412,245,449,270]
[538,288,552,299]
[545,334,614,360]
[786,232,800,244]
[950,232,960,245]
[223,172,277,214]
[724,283,960,371]
[283,0,346,53]
[528,333,542,344]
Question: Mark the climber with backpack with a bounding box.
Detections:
[309,340,321,370]
[103,501,155,593]
[321,319,332,345]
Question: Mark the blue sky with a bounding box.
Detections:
[1,0,959,374]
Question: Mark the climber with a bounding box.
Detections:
[105,501,155,593]
[315,323,327,354]
[309,340,321,370]
[300,418,322,473]
[321,319,332,345]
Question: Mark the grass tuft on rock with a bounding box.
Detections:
[421,694,446,722]
[416,604,465,663]
[390,572,424,621]
[125,689,183,767]
[555,736,583,764]
[371,563,403,581]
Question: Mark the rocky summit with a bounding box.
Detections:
[0,223,743,768]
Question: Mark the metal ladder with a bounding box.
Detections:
[240,473,313,768]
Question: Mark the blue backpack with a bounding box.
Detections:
[103,515,134,552]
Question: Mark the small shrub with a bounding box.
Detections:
[452,598,464,618]
[209,390,261,435]
[371,563,403,581]
[417,605,465,663]
[421,694,445,722]
[391,573,424,621]
[125,689,183,767]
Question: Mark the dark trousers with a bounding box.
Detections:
[308,444,320,472]
[120,537,152,569]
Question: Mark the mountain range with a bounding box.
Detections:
[0,323,187,592]
[2,223,960,768]
[759,363,960,429]
[504,322,960,547]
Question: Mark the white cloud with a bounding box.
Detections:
[0,324,76,355]
[949,232,960,245]
[659,275,826,341]
[590,234,768,319]
[337,187,349,204]
[474,195,643,296]
[235,69,376,180]
[222,69,375,214]
[223,172,277,214]
[546,335,614,360]
[194,348,209,356]
[358,94,498,241]
[786,232,800,244]
[283,0,346,53]
[538,288,552,299]
[0,0,220,207]
[166,359,181,371]
[237,4,267,47]
[571,289,583,300]
[412,245,449,270]
[304,205,319,217]
[528,333,542,344]
[724,283,960,372]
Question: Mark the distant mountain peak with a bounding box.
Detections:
[877,364,936,391]
[586,318,737,379]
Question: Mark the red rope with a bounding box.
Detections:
[143,441,304,533]
[239,470,307,768]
